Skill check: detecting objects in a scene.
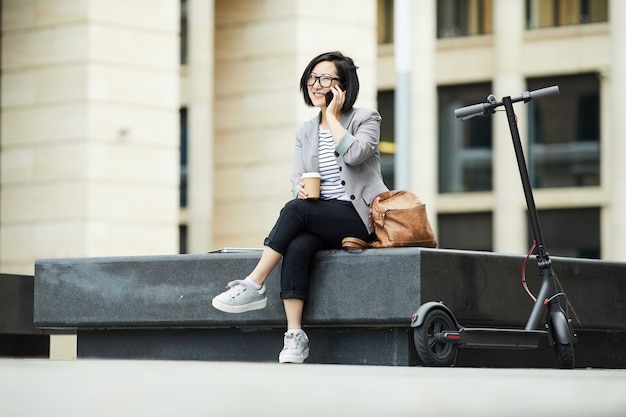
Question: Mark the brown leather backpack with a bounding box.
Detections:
[342,190,437,249]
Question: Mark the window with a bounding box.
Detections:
[527,74,600,188]
[530,208,600,258]
[179,225,188,254]
[179,108,188,207]
[438,212,493,251]
[438,82,493,193]
[437,0,493,38]
[377,0,394,44]
[180,0,188,64]
[526,0,608,29]
[377,90,397,189]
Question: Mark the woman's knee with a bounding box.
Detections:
[282,198,309,216]
[286,233,323,256]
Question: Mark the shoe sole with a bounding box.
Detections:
[279,348,310,364]
[211,297,267,314]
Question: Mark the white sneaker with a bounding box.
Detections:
[212,280,267,313]
[279,330,310,364]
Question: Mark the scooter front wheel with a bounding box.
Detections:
[414,309,458,367]
[555,341,575,369]
[548,310,576,369]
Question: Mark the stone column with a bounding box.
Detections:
[1,0,180,358]
[186,0,215,253]
[492,0,527,254]
[1,0,180,271]
[605,0,626,261]
[410,0,438,230]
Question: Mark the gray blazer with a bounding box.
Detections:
[290,107,389,234]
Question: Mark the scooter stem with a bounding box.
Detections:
[502,96,548,260]
[502,96,556,330]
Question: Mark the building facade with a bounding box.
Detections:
[2,0,625,282]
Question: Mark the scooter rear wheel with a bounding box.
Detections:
[414,309,458,367]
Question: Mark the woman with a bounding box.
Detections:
[212,51,388,363]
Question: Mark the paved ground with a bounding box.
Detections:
[1,359,625,417]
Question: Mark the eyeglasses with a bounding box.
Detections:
[306,74,341,88]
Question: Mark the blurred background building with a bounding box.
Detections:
[2,0,624,280]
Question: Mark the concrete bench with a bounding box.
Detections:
[33,248,626,367]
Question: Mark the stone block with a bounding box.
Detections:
[1,65,87,107]
[77,327,412,366]
[88,103,177,145]
[33,248,626,367]
[0,182,88,222]
[89,0,179,33]
[1,0,88,30]
[87,64,178,108]
[34,249,422,329]
[34,248,626,331]
[1,24,88,69]
[0,104,87,146]
[90,25,178,70]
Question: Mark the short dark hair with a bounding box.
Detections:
[299,51,360,113]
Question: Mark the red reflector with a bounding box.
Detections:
[445,333,461,340]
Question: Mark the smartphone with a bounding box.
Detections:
[325,83,344,106]
[325,91,334,106]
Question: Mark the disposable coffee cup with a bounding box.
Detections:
[301,172,321,199]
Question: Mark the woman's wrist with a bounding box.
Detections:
[327,115,344,143]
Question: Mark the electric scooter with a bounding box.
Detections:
[410,86,577,369]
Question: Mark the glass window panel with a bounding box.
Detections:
[377,0,394,44]
[558,0,582,25]
[530,208,600,258]
[437,0,493,38]
[180,108,188,208]
[179,225,188,255]
[527,74,600,188]
[377,90,396,189]
[526,0,608,29]
[180,0,188,65]
[438,212,493,251]
[586,0,609,23]
[438,83,493,193]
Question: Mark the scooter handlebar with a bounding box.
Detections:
[528,85,559,100]
[454,85,560,119]
[454,102,490,119]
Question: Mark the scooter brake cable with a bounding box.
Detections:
[521,241,538,302]
[552,271,583,327]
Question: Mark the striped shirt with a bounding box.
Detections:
[318,127,350,201]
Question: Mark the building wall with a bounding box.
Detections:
[2,0,625,280]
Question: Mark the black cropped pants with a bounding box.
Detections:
[263,198,373,300]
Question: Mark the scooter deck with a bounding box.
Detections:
[445,327,547,349]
